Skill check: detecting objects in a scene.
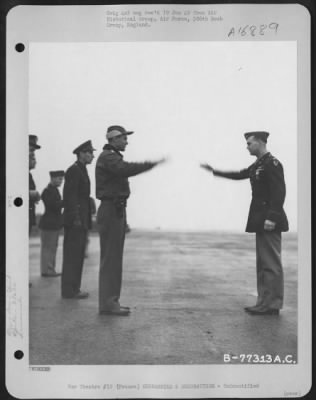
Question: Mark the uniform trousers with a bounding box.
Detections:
[61,226,87,298]
[255,231,284,310]
[97,200,126,312]
[40,229,60,275]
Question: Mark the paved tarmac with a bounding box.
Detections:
[29,230,297,365]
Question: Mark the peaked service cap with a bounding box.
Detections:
[49,170,65,178]
[244,131,269,143]
[106,125,134,140]
[73,140,96,155]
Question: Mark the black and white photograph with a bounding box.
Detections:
[5,3,312,398]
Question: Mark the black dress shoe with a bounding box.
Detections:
[112,300,130,310]
[247,307,280,315]
[99,308,130,316]
[244,305,262,312]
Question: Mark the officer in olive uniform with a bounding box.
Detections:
[29,135,41,234]
[61,140,95,299]
[39,170,65,277]
[201,131,288,315]
[95,125,166,316]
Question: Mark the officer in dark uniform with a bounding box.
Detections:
[61,140,95,299]
[95,125,166,316]
[39,170,65,277]
[200,131,288,315]
[29,135,41,234]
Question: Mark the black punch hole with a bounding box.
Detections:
[14,350,24,360]
[14,197,23,207]
[15,43,25,52]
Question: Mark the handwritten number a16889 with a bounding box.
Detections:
[228,23,279,38]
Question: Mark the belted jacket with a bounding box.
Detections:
[214,152,289,232]
[63,161,91,229]
[39,184,64,230]
[95,144,156,200]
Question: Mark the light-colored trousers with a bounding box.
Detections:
[256,231,284,310]
[40,229,61,275]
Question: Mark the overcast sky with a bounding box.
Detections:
[29,41,297,231]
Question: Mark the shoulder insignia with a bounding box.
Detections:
[273,159,279,166]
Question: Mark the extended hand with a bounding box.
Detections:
[264,219,276,231]
[156,157,169,165]
[200,163,214,173]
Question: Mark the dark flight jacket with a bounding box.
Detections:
[39,184,63,230]
[214,152,289,232]
[63,161,91,229]
[95,144,156,200]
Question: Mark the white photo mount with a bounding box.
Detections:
[6,4,311,399]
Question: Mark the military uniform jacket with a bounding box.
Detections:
[214,152,289,232]
[29,172,36,228]
[63,161,91,229]
[38,184,64,230]
[95,144,156,200]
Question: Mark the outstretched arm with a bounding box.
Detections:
[100,153,167,178]
[200,163,250,180]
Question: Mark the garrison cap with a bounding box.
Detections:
[49,170,65,178]
[244,131,269,143]
[29,135,41,149]
[106,125,134,140]
[72,140,96,155]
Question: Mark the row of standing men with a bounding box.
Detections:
[29,126,165,316]
[29,126,289,316]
